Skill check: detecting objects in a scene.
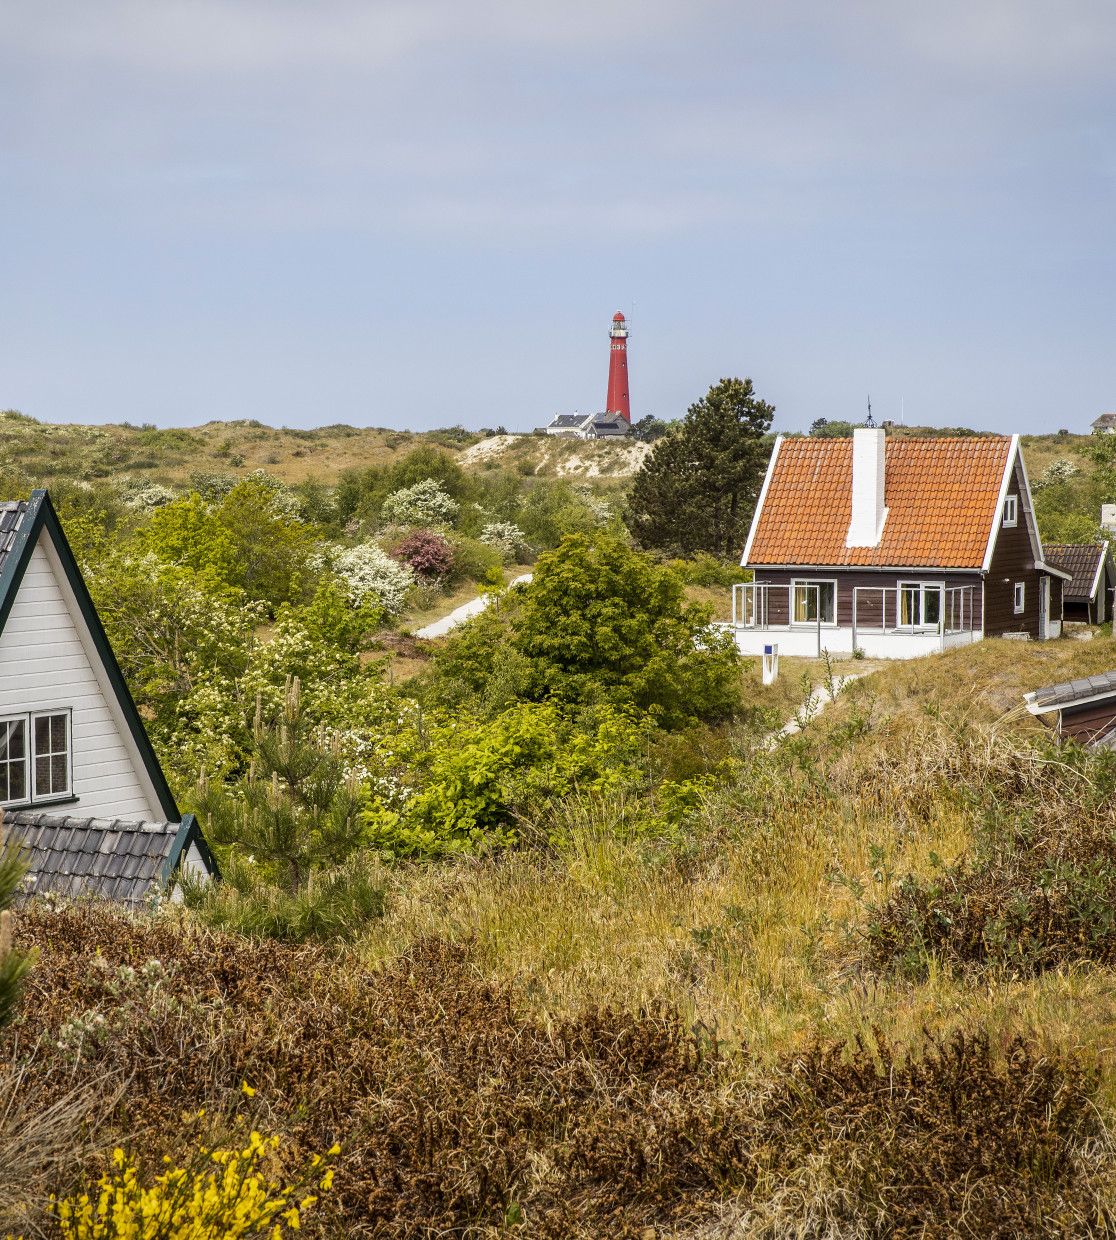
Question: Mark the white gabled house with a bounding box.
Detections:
[0,490,216,905]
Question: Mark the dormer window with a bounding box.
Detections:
[0,710,71,806]
[1003,495,1018,527]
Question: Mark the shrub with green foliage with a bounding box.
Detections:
[511,532,742,727]
[363,701,651,858]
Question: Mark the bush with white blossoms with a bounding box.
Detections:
[1035,458,1081,488]
[330,543,415,615]
[479,521,531,563]
[381,479,459,528]
[119,479,176,510]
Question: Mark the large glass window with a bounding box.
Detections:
[0,711,71,806]
[899,583,943,628]
[792,580,836,625]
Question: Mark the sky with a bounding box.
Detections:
[1,1,1114,435]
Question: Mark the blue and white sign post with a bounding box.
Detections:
[762,642,779,686]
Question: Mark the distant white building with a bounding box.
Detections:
[544,411,629,440]
[1092,413,1116,434]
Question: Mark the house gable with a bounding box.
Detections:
[0,491,178,822]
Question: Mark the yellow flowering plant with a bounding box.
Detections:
[50,1129,340,1240]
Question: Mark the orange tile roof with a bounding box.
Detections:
[745,436,1014,568]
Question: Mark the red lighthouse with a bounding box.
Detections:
[605,311,631,422]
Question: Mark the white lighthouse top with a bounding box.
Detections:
[610,311,628,338]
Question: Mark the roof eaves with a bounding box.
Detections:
[740,435,782,567]
[158,813,218,888]
[0,492,46,635]
[1091,541,1111,599]
[982,436,1019,573]
[31,491,180,822]
[1036,560,1073,583]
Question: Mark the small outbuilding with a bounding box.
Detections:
[1044,542,1114,624]
[1024,670,1116,748]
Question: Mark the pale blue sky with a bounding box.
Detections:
[2,2,1114,434]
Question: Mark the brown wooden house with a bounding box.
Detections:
[1024,670,1116,748]
[730,429,1070,659]
[1044,542,1113,624]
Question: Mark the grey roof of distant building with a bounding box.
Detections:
[1025,669,1116,713]
[1093,413,1116,428]
[4,810,212,907]
[547,413,595,429]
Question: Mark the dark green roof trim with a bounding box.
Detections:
[159,814,220,887]
[0,490,180,822]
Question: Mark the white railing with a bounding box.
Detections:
[732,582,824,655]
[731,581,978,657]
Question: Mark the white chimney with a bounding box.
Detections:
[845,427,888,548]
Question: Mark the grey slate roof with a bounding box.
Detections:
[0,502,28,575]
[1044,543,1107,600]
[5,811,189,907]
[547,413,595,430]
[1026,670,1116,712]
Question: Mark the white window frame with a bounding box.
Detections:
[0,710,72,807]
[790,578,837,627]
[1002,495,1018,527]
[30,709,73,804]
[0,716,29,807]
[896,581,945,630]
[1014,582,1026,614]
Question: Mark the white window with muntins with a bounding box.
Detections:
[1014,582,1025,614]
[0,718,28,804]
[1003,495,1018,527]
[32,711,71,802]
[0,710,72,806]
[791,579,836,625]
[898,582,943,629]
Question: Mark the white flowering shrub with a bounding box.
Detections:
[244,469,304,521]
[119,479,176,510]
[381,479,459,528]
[330,543,415,614]
[479,521,531,563]
[1036,459,1081,488]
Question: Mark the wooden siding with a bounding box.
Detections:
[985,457,1044,637]
[0,538,157,821]
[752,568,984,630]
[1060,699,1116,746]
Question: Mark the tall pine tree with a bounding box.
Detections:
[191,677,383,940]
[626,377,774,559]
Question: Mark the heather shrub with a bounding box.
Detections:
[389,529,454,581]
[6,907,1112,1239]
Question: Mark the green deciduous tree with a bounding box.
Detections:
[511,532,742,727]
[626,377,774,559]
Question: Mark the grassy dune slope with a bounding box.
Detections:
[0,410,651,486]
